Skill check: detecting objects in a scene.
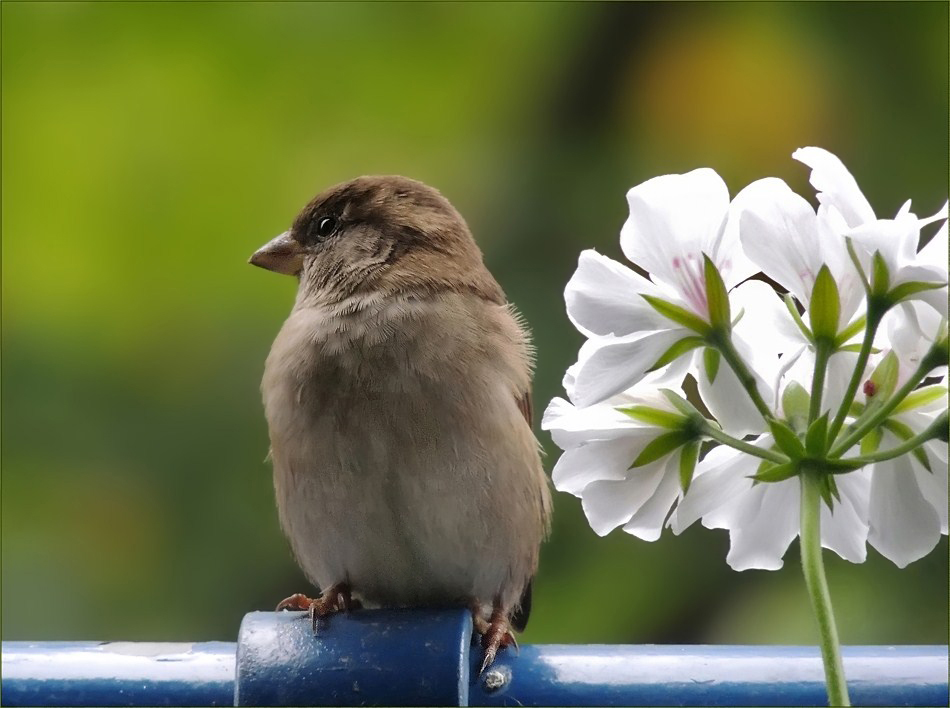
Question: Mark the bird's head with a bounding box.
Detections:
[250,176,500,304]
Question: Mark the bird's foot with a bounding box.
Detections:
[275,584,360,633]
[472,602,519,674]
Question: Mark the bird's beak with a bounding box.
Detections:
[249,231,304,276]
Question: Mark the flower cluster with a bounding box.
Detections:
[544,148,948,570]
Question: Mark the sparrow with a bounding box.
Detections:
[249,175,552,672]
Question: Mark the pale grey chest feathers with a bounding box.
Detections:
[263,294,447,422]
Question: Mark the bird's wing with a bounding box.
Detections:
[511,579,533,632]
[516,390,533,427]
[511,388,537,633]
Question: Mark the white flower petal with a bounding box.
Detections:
[550,436,648,496]
[571,329,687,407]
[580,462,667,536]
[868,452,942,568]
[622,458,681,541]
[736,178,821,304]
[819,470,870,563]
[891,265,948,317]
[918,200,949,229]
[542,397,645,449]
[724,480,801,571]
[849,214,922,273]
[565,250,667,337]
[669,444,755,533]
[731,279,800,363]
[918,214,948,274]
[822,349,859,419]
[793,147,876,228]
[620,169,745,314]
[913,456,948,535]
[561,362,579,400]
[815,206,866,324]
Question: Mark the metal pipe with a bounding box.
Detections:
[3,610,947,706]
[2,641,235,706]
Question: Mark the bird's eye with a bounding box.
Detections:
[315,216,338,239]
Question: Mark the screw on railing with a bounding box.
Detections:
[3,609,948,706]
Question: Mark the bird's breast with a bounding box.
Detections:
[259,292,544,606]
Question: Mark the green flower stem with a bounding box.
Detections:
[699,421,788,463]
[830,347,940,458]
[800,471,850,707]
[827,308,883,446]
[847,411,949,465]
[809,342,832,425]
[711,333,774,422]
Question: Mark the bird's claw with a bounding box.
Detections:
[474,603,518,674]
[275,584,359,633]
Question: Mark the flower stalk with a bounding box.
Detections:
[711,333,774,422]
[827,306,885,445]
[800,470,850,706]
[698,420,787,463]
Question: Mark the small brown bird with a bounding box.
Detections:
[250,176,551,671]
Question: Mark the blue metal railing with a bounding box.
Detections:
[3,609,948,706]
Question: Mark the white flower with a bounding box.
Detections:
[620,169,754,317]
[795,146,949,315]
[565,250,692,406]
[566,168,759,409]
[862,318,949,568]
[669,443,872,571]
[736,175,864,332]
[734,171,869,420]
[792,147,876,229]
[866,411,947,568]
[550,148,949,576]
[542,385,687,541]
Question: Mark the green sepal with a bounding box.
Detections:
[645,336,706,373]
[630,430,694,469]
[731,306,746,328]
[703,347,721,384]
[838,343,881,354]
[835,314,867,348]
[703,254,731,331]
[894,385,948,414]
[784,293,813,343]
[889,279,947,305]
[768,419,805,459]
[678,441,700,493]
[860,426,883,456]
[882,419,933,472]
[870,251,890,296]
[641,295,711,334]
[805,413,829,456]
[868,351,899,401]
[781,381,811,433]
[660,388,703,418]
[809,265,840,342]
[817,473,841,510]
[617,405,685,430]
[751,460,799,483]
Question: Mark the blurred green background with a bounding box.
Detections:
[2,2,947,645]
